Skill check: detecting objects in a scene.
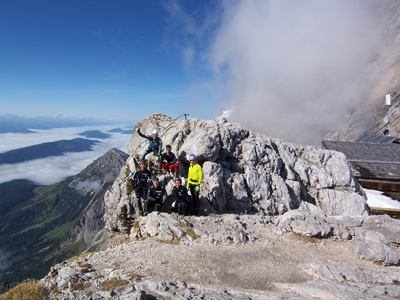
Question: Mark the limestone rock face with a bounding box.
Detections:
[276,205,333,238]
[276,210,400,266]
[105,114,368,234]
[353,229,400,266]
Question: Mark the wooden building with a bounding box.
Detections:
[322,137,400,195]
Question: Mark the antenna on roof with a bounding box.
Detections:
[385,94,391,136]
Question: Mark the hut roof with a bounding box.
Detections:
[322,140,400,181]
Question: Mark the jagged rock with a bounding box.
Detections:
[128,212,258,245]
[105,114,369,235]
[353,228,400,266]
[104,155,138,233]
[317,189,369,216]
[360,215,400,245]
[276,206,333,238]
[326,217,352,240]
[276,210,400,266]
[57,267,80,279]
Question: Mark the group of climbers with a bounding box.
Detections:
[131,127,203,216]
[136,128,179,176]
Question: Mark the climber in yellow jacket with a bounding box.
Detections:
[187,154,203,215]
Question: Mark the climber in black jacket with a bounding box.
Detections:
[171,177,190,216]
[131,160,152,215]
[145,177,167,213]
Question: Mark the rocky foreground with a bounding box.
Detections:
[41,211,400,299]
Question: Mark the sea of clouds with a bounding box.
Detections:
[0,124,132,185]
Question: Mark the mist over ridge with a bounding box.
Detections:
[200,0,400,145]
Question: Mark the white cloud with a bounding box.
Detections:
[0,125,131,185]
[75,180,102,194]
[207,0,385,145]
[0,249,14,280]
[167,0,391,145]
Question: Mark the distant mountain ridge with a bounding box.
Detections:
[79,130,111,139]
[0,114,119,133]
[47,148,129,268]
[0,138,99,165]
[107,127,133,134]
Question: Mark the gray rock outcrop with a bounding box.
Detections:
[125,212,260,245]
[105,114,368,236]
[276,211,400,265]
[353,229,400,266]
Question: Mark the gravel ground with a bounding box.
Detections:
[41,215,400,299]
[87,229,379,292]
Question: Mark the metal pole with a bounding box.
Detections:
[386,94,391,136]
[388,106,391,136]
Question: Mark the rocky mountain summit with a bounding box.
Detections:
[104,113,368,235]
[38,114,400,299]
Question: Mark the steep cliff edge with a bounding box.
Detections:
[0,148,128,286]
[48,148,129,262]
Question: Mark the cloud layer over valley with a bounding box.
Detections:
[0,125,131,185]
[0,249,14,281]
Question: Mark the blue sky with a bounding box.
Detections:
[0,1,391,145]
[0,1,220,122]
